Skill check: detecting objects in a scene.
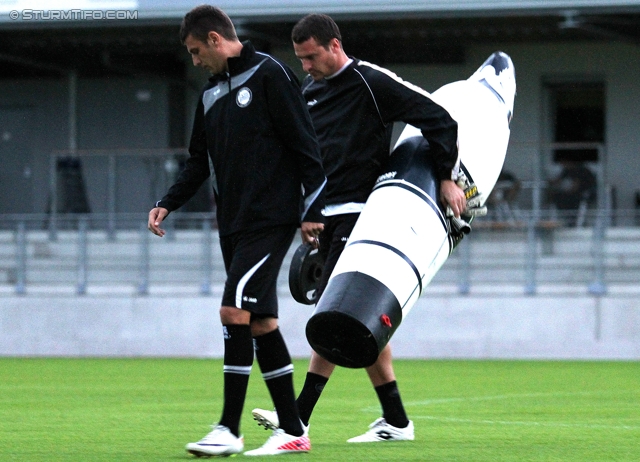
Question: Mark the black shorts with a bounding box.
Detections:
[317,213,360,298]
[220,224,296,317]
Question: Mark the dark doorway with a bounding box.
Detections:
[550,83,605,162]
[546,82,605,223]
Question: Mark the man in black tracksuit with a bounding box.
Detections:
[252,14,466,443]
[148,5,325,457]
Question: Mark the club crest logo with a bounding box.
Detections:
[236,87,252,107]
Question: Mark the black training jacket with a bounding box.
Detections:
[302,58,458,206]
[157,41,326,236]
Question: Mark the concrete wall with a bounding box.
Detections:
[2,288,639,359]
[0,79,70,214]
[0,76,171,214]
[77,78,172,214]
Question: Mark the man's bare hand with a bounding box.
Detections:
[301,221,324,249]
[440,179,467,217]
[148,207,169,237]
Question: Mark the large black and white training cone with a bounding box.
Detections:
[306,52,516,368]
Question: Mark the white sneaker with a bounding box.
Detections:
[347,418,415,443]
[251,408,310,434]
[185,424,244,457]
[244,428,311,456]
[252,408,280,431]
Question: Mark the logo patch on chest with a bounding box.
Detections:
[236,87,252,107]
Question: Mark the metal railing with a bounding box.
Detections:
[1,209,639,297]
[0,139,634,296]
[1,213,217,296]
[48,148,190,241]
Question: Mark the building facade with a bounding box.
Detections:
[1,1,639,222]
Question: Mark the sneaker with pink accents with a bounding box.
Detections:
[244,428,310,456]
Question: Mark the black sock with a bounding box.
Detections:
[375,381,409,428]
[254,328,303,437]
[218,324,253,437]
[296,372,329,426]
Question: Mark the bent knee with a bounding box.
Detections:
[220,306,250,325]
[250,316,278,337]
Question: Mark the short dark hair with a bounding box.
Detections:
[291,13,342,48]
[180,5,238,44]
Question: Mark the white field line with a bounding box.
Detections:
[361,392,640,431]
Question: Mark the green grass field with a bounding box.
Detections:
[1,358,638,461]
